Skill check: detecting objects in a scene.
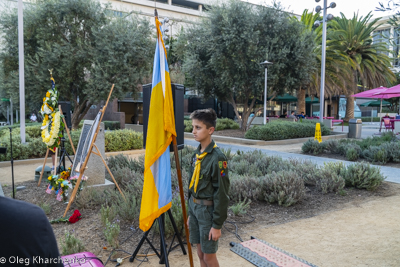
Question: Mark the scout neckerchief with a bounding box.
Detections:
[189,143,217,193]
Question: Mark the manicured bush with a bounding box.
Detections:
[64,129,81,156]
[345,144,361,161]
[263,171,306,207]
[229,173,265,202]
[215,118,240,131]
[343,163,385,191]
[355,117,381,122]
[355,132,396,150]
[314,162,346,193]
[362,146,389,164]
[103,121,121,130]
[245,120,330,141]
[288,158,319,185]
[0,130,47,161]
[184,120,192,132]
[301,139,327,155]
[0,128,143,161]
[104,129,143,152]
[184,118,240,132]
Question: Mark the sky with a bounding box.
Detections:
[247,0,396,19]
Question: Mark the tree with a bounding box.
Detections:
[176,0,316,130]
[329,13,396,121]
[295,10,352,116]
[0,0,153,129]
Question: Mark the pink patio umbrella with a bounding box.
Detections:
[372,85,400,115]
[375,84,400,95]
[351,87,389,98]
[352,86,400,125]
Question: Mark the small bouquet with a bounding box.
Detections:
[50,209,82,224]
[46,167,72,201]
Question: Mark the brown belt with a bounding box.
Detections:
[192,197,213,206]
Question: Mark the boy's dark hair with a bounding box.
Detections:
[190,108,217,128]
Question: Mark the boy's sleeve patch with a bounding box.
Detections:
[223,161,227,169]
[219,161,223,169]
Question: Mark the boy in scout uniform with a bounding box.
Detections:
[188,108,230,267]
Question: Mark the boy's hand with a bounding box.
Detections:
[187,216,190,229]
[208,227,221,241]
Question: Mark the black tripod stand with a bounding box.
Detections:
[56,128,73,174]
[129,209,186,266]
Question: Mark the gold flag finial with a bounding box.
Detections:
[48,69,53,77]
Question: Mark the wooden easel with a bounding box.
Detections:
[63,84,125,217]
[37,105,76,186]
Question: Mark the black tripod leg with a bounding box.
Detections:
[129,229,151,262]
[64,151,73,164]
[58,152,65,170]
[158,214,169,266]
[167,209,187,255]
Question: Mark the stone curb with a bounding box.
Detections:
[184,132,348,146]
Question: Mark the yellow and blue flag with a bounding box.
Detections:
[139,16,176,232]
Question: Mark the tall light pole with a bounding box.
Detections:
[260,60,273,125]
[314,0,336,123]
[18,0,25,143]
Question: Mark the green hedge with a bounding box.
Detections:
[184,118,240,132]
[103,121,121,130]
[355,117,381,122]
[245,120,331,141]
[0,128,143,161]
[105,129,143,152]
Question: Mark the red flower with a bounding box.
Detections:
[69,210,82,223]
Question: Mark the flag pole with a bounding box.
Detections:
[172,135,194,267]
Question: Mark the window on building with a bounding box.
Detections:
[394,28,400,66]
[373,28,391,57]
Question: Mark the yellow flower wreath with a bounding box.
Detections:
[41,111,61,147]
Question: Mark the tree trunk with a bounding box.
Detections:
[297,87,306,114]
[344,93,355,122]
[71,99,92,130]
[228,93,255,132]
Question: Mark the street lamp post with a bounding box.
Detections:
[260,60,273,125]
[314,0,336,123]
[18,0,25,143]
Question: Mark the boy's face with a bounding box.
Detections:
[191,119,214,143]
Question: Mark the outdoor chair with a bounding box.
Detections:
[383,118,393,132]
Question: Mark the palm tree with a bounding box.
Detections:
[329,12,396,121]
[295,10,351,114]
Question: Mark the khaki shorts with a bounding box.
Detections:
[188,197,218,254]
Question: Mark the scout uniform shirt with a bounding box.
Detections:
[188,140,230,230]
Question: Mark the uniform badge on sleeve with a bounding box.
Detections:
[219,161,227,177]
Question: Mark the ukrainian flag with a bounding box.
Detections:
[139,16,176,232]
